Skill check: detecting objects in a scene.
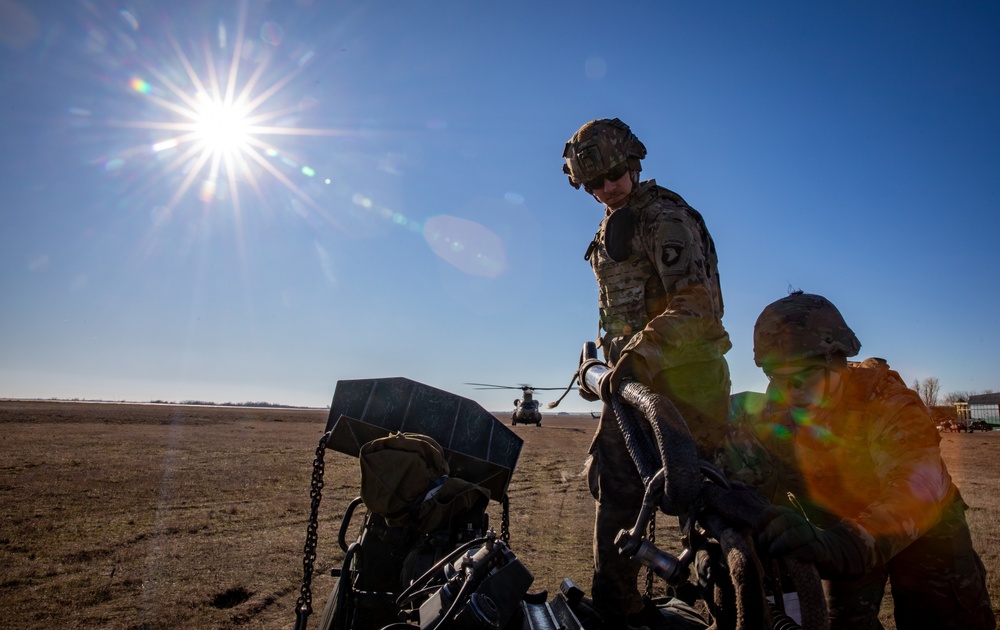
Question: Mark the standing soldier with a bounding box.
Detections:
[562,118,732,626]
[725,291,994,629]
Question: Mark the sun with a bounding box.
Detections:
[77,2,457,273]
[191,95,253,157]
[106,6,345,220]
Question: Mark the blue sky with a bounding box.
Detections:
[1,0,998,413]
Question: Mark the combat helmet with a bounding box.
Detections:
[562,118,647,189]
[753,291,861,369]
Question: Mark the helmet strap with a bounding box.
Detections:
[819,366,846,408]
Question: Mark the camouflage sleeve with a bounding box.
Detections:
[717,392,776,494]
[853,383,955,565]
[620,207,731,372]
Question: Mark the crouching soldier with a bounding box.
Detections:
[723,291,994,630]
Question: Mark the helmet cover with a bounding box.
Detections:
[562,118,646,189]
[753,292,861,368]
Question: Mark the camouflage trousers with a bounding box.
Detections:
[588,357,730,618]
[825,500,994,630]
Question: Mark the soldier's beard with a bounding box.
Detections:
[607,196,629,210]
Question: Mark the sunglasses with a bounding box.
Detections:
[765,365,828,390]
[584,163,630,191]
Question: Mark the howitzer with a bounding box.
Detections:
[294,377,527,630]
[294,370,828,629]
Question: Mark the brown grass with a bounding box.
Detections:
[0,400,997,628]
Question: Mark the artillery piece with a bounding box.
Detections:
[294,366,828,629]
[293,379,606,628]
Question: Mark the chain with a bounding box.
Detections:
[294,430,332,630]
[644,510,656,598]
[501,493,510,543]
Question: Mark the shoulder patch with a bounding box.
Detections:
[646,214,693,276]
[662,241,684,267]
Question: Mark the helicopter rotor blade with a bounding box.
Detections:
[464,382,563,391]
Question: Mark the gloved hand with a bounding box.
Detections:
[576,358,606,402]
[599,351,650,402]
[597,369,616,402]
[757,506,869,578]
[578,380,600,402]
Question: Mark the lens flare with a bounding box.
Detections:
[423,216,508,279]
[80,2,508,281]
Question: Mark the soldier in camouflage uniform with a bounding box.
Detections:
[563,118,732,626]
[724,291,994,630]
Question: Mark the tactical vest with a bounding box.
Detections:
[586,181,722,364]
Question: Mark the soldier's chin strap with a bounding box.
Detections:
[821,367,848,406]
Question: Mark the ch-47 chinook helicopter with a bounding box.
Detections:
[465,383,563,426]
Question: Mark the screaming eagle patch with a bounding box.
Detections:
[662,242,684,267]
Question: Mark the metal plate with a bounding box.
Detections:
[324,377,523,501]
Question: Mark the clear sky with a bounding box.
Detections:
[1,0,998,413]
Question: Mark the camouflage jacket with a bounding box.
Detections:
[586,179,731,372]
[722,359,959,568]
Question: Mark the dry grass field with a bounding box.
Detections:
[1,399,998,629]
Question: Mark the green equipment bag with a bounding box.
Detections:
[359,432,490,533]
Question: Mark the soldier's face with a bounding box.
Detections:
[766,364,842,410]
[588,167,633,210]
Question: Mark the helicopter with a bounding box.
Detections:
[465,383,564,426]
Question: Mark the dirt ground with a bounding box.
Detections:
[1,399,998,629]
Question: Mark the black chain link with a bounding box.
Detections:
[294,430,332,629]
[644,510,656,597]
[501,493,510,543]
